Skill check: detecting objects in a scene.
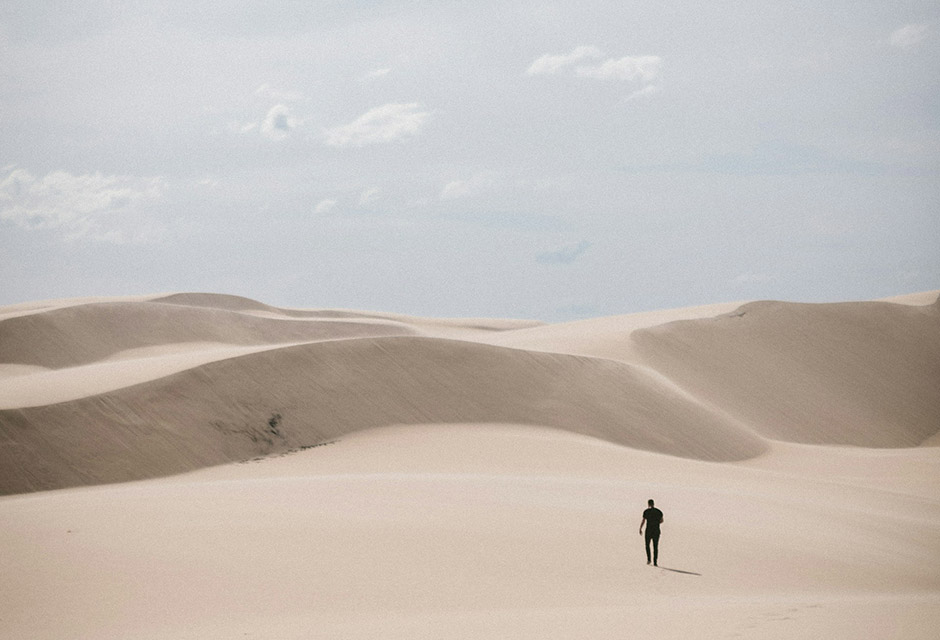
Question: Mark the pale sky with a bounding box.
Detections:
[2,1,938,320]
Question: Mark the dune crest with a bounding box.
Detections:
[633,296,940,447]
[0,335,768,494]
[3,292,939,640]
[0,291,938,494]
[0,300,421,371]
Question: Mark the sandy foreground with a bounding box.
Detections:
[1,291,938,639]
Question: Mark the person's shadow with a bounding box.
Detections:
[657,566,702,576]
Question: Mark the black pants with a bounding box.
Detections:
[645,530,660,565]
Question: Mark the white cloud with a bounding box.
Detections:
[576,55,662,82]
[624,84,663,102]
[358,188,380,206]
[361,68,391,81]
[439,172,497,200]
[261,104,298,141]
[527,48,663,95]
[440,180,471,200]
[0,168,165,242]
[889,23,930,49]
[324,103,430,148]
[526,46,603,75]
[314,198,337,214]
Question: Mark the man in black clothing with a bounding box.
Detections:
[639,499,664,566]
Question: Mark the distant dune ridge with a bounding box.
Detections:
[0,295,420,370]
[0,291,938,495]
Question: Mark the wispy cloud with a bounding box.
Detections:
[536,240,591,265]
[358,187,380,206]
[527,47,663,102]
[261,104,298,141]
[440,180,472,200]
[527,47,662,84]
[624,84,663,102]
[325,103,430,148]
[0,168,166,242]
[888,23,930,49]
[361,68,391,81]
[576,55,662,82]
[439,172,497,200]
[314,199,337,214]
[526,45,603,75]
[230,85,304,139]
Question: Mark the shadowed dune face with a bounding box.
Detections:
[3,293,940,640]
[0,292,937,494]
[633,298,940,447]
[0,336,767,494]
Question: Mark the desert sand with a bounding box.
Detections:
[1,291,938,639]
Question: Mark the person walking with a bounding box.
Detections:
[639,499,664,566]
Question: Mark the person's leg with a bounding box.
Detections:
[652,533,659,566]
[645,532,653,564]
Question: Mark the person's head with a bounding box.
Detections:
[648,499,655,507]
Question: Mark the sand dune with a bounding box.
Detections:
[1,291,939,638]
[0,298,419,370]
[0,342,304,409]
[0,335,768,493]
[2,423,938,639]
[633,297,940,447]
[0,294,538,408]
[1,292,938,493]
[483,300,744,362]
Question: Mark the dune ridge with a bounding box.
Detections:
[0,299,419,370]
[633,297,940,447]
[0,291,938,494]
[2,291,940,640]
[0,336,768,494]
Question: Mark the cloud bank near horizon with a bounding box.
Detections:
[0,168,166,243]
[1,3,937,320]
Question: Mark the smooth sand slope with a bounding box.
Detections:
[1,291,938,639]
[634,299,940,446]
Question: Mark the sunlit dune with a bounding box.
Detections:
[1,291,938,639]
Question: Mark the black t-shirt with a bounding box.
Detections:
[643,507,663,534]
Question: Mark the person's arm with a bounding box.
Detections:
[639,516,646,535]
